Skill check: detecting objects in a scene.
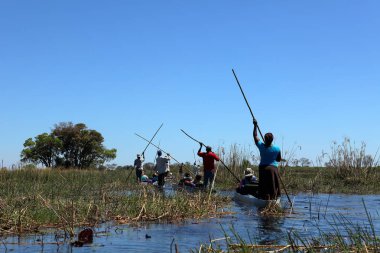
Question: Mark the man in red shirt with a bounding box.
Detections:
[197,143,220,189]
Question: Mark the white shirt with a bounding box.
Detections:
[155,156,170,174]
[134,157,144,170]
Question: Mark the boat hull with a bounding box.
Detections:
[234,191,281,208]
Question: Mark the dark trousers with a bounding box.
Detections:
[136,169,142,182]
[203,170,214,188]
[158,173,166,187]
[258,165,281,200]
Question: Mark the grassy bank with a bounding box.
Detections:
[1,160,379,236]
[279,166,380,194]
[0,168,229,236]
[211,166,380,194]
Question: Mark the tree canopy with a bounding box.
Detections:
[21,122,117,168]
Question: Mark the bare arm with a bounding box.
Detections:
[276,152,282,162]
[197,142,202,154]
[253,121,260,144]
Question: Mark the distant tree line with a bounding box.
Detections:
[20,122,117,169]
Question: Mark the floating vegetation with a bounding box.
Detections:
[259,201,286,217]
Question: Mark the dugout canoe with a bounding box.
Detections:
[234,191,281,208]
[171,184,203,193]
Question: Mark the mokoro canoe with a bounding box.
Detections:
[171,184,203,193]
[234,191,281,208]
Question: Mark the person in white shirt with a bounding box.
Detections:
[134,153,144,182]
[155,150,170,187]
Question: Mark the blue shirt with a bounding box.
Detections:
[256,141,281,167]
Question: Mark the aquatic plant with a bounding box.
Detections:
[193,200,380,253]
[0,168,230,237]
[324,138,379,179]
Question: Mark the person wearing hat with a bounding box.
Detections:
[253,120,281,200]
[134,153,145,182]
[178,172,195,187]
[242,168,258,184]
[197,143,220,189]
[155,150,170,187]
[236,168,258,195]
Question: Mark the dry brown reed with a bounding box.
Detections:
[325,138,379,179]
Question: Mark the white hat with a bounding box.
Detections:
[244,168,253,177]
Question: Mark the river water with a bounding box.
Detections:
[2,193,380,252]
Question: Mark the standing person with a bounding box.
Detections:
[134,153,144,182]
[164,153,171,176]
[197,143,220,189]
[253,120,281,200]
[155,150,170,187]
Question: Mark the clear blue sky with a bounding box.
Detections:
[1,0,379,167]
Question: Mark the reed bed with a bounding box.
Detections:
[0,168,230,237]
[205,139,380,194]
[193,206,380,253]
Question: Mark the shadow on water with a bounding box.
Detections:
[1,192,380,252]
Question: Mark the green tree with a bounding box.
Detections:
[20,122,117,168]
[20,133,62,167]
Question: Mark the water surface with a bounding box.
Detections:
[2,193,379,252]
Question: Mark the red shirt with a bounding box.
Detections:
[197,151,220,171]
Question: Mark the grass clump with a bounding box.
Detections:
[193,202,380,252]
[0,168,230,237]
[324,138,379,180]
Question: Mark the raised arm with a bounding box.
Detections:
[253,120,260,144]
[141,152,145,162]
[197,142,203,155]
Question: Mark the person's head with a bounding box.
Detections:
[264,133,274,146]
[184,172,191,178]
[206,146,212,152]
[157,150,162,156]
[244,168,253,177]
[137,154,141,158]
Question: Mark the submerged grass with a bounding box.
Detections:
[0,168,230,237]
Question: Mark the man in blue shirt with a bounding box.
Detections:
[253,120,282,200]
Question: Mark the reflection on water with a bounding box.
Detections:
[2,193,380,252]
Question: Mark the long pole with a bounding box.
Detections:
[127,123,163,182]
[232,69,265,140]
[208,162,219,202]
[141,123,163,154]
[180,129,240,183]
[232,69,292,207]
[135,133,180,164]
[135,133,196,177]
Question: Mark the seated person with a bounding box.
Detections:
[140,172,151,183]
[151,172,158,184]
[236,168,259,195]
[178,172,195,187]
[192,174,203,187]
